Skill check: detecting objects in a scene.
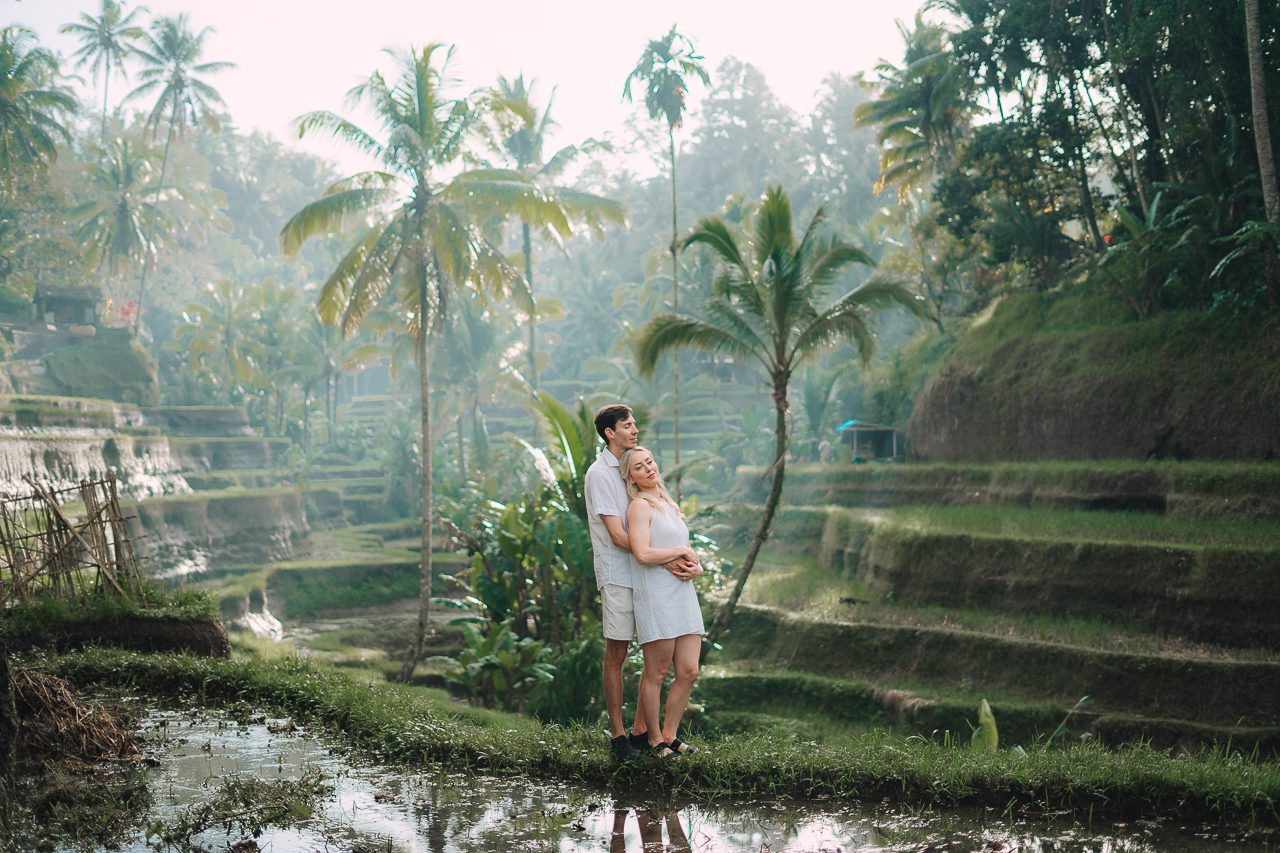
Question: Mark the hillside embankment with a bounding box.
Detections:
[905,292,1280,461]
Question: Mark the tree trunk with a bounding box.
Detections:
[669,129,682,499]
[325,372,335,445]
[0,642,17,841]
[523,220,538,388]
[1246,0,1280,308]
[134,121,175,336]
[399,268,434,682]
[704,378,788,658]
[1101,12,1151,217]
[1064,76,1105,249]
[101,57,111,148]
[1079,78,1140,210]
[456,413,467,484]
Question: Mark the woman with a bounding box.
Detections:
[620,446,704,757]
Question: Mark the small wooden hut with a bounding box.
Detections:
[33,284,102,327]
[835,418,901,461]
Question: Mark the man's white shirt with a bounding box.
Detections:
[584,449,633,590]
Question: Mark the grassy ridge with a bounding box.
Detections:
[43,648,1280,826]
[711,502,1280,649]
[741,460,1280,519]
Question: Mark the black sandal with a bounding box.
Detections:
[668,737,698,755]
[647,741,675,758]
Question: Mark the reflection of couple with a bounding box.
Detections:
[610,803,692,852]
[585,404,704,761]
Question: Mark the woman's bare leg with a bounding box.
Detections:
[661,633,701,746]
[640,638,675,747]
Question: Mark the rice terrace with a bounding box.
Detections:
[1,0,1279,850]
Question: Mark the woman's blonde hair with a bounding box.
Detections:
[618,446,681,516]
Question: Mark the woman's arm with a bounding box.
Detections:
[626,499,696,565]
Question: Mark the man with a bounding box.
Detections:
[584,403,700,761]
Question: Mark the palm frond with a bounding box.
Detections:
[634,313,764,378]
[279,186,395,256]
[293,110,386,163]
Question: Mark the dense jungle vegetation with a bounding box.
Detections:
[1,3,1279,845]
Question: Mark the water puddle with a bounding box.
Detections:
[83,707,1276,852]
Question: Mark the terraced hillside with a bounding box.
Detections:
[698,460,1280,752]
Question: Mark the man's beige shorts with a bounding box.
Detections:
[601,583,637,642]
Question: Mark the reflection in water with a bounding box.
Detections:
[86,708,1275,853]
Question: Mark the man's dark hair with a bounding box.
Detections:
[594,404,633,443]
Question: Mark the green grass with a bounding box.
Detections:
[40,648,1280,826]
[732,552,864,612]
[888,504,1280,550]
[0,587,218,641]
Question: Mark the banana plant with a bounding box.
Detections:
[434,619,555,713]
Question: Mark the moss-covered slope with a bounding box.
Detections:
[906,292,1280,461]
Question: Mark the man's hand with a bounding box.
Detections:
[663,553,703,581]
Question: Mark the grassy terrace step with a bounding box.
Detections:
[693,669,1280,753]
[45,648,1280,827]
[167,436,292,472]
[718,605,1280,729]
[741,460,1280,519]
[183,465,384,492]
[215,551,469,619]
[713,503,1280,649]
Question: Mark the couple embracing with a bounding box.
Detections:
[584,404,704,761]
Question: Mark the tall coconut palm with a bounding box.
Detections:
[124,13,232,333]
[0,27,76,198]
[482,74,626,387]
[280,44,572,680]
[59,0,146,146]
[623,26,710,492]
[69,136,167,277]
[635,185,924,651]
[854,13,974,201]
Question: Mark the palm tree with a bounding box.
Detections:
[295,312,380,446]
[124,13,232,333]
[482,74,626,387]
[59,0,147,146]
[280,44,571,680]
[69,136,167,277]
[635,185,923,651]
[623,26,710,492]
[854,13,974,201]
[172,278,256,404]
[0,27,76,198]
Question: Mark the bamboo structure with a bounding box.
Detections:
[0,473,146,609]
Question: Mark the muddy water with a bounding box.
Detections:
[97,708,1273,853]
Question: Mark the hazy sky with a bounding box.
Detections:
[11,0,929,175]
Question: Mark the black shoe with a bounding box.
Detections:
[629,732,649,750]
[611,734,640,762]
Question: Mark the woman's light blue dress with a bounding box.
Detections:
[631,501,705,645]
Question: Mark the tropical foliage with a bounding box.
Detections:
[0,27,75,197]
